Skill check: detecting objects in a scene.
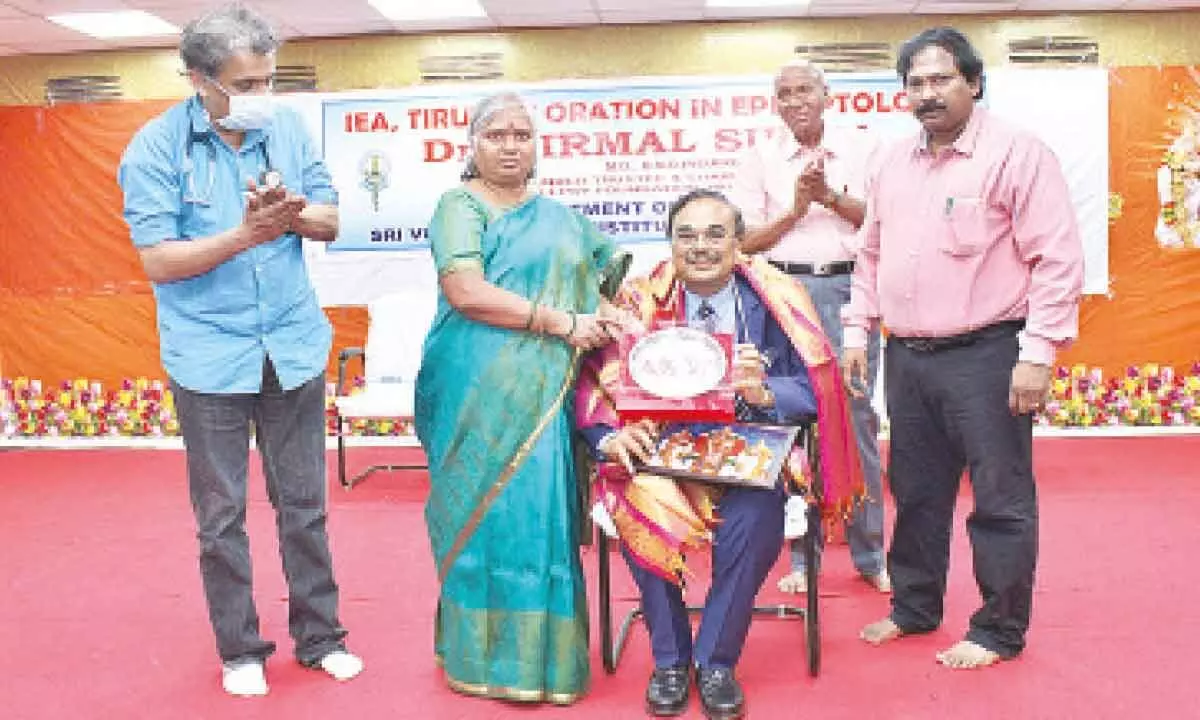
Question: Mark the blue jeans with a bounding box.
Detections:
[171,359,348,665]
[790,274,885,577]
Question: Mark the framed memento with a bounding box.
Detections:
[638,422,800,489]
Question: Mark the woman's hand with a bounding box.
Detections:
[597,301,639,328]
[566,313,615,350]
[543,306,629,350]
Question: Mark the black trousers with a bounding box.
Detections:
[885,326,1037,657]
[172,360,348,665]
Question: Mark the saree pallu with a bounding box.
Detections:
[415,187,617,703]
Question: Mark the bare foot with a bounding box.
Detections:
[776,570,807,594]
[861,568,892,594]
[935,640,1001,669]
[860,618,903,646]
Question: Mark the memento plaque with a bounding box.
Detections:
[615,323,735,423]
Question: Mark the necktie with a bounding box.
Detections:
[698,299,717,334]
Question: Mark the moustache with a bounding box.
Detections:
[915,100,947,116]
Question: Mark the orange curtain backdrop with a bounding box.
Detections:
[1,72,1198,386]
[0,101,369,386]
[1058,67,1200,373]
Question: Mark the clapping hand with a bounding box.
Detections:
[798,156,832,206]
[242,177,305,247]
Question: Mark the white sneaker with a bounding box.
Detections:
[318,650,364,681]
[783,495,808,539]
[222,661,268,697]
[591,500,618,539]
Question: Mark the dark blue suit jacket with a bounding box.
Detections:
[578,275,818,457]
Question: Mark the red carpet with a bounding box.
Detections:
[1,437,1197,719]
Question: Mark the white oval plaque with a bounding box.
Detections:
[628,327,726,399]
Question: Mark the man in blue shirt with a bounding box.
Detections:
[117,4,361,697]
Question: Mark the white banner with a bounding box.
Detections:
[277,69,1109,306]
[319,75,915,250]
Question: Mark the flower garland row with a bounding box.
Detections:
[2,363,1199,438]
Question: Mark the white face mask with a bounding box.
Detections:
[217,92,276,131]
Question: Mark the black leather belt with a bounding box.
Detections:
[769,260,855,276]
[892,319,1026,353]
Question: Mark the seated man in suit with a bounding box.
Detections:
[575,189,863,720]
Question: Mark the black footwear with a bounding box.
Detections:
[697,666,745,720]
[645,665,690,716]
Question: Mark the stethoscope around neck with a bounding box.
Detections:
[181,126,278,207]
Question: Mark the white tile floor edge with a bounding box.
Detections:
[0,426,1196,450]
[0,435,424,450]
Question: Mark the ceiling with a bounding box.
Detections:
[0,0,1195,56]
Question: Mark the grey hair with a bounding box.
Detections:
[775,58,827,88]
[180,3,279,78]
[461,92,536,182]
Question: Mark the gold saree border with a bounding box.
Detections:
[438,256,484,277]
[436,347,583,583]
[433,599,589,706]
[439,664,584,706]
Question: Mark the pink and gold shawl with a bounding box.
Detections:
[575,254,865,584]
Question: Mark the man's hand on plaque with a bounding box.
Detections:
[734,380,775,408]
[733,344,767,383]
[732,344,773,407]
[602,420,659,474]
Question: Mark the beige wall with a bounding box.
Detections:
[0,11,1197,104]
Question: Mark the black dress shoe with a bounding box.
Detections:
[645,665,690,716]
[697,666,745,720]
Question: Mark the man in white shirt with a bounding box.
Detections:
[728,59,889,595]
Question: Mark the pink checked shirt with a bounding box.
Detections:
[729,122,879,266]
[843,108,1085,366]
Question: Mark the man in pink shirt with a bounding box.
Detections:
[729,59,889,597]
[844,27,1084,669]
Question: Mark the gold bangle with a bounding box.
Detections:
[525,301,538,330]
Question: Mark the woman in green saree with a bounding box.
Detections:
[415,92,629,704]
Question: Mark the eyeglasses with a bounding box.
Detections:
[672,226,734,247]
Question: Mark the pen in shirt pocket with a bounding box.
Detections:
[945,196,983,216]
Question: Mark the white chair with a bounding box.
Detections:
[334,288,439,488]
